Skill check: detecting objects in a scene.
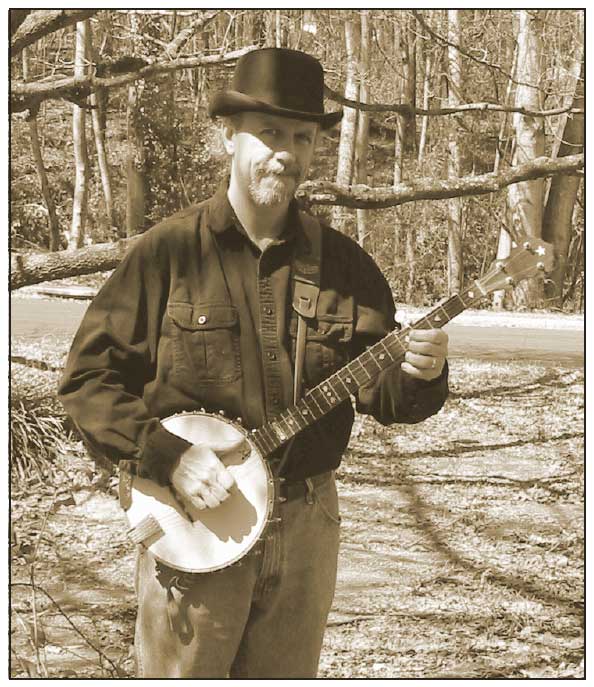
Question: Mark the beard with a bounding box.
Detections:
[248,161,301,207]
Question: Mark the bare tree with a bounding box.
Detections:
[69,20,90,250]
[332,15,360,233]
[446,9,464,295]
[22,46,60,251]
[542,57,584,306]
[355,11,371,249]
[87,22,115,233]
[507,10,545,307]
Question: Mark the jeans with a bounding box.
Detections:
[133,470,341,678]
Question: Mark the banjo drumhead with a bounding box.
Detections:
[125,412,274,573]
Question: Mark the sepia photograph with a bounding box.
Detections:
[9,6,584,679]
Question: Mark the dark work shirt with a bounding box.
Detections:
[58,182,448,484]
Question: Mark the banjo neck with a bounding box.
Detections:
[250,287,481,459]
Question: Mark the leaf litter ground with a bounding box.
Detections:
[10,358,584,678]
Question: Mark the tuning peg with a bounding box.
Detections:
[218,409,226,416]
[506,276,515,286]
[523,241,532,250]
[236,417,243,424]
[537,262,545,271]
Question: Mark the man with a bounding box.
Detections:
[58,48,449,678]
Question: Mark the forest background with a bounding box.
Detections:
[9,8,585,679]
[9,8,584,309]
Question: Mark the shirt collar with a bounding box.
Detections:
[208,176,300,247]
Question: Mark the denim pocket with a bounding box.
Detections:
[168,302,241,385]
[313,474,341,526]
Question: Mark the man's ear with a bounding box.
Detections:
[220,119,236,156]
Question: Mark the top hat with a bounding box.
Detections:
[208,48,343,130]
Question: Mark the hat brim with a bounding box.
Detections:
[209,90,343,130]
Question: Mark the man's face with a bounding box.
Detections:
[224,112,319,208]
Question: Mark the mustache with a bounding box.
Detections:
[256,162,301,178]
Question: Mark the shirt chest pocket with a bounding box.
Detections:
[167,302,241,385]
[290,314,353,387]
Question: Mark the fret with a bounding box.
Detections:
[360,348,384,373]
[302,395,323,419]
[335,372,354,396]
[253,429,273,455]
[277,414,294,438]
[378,339,396,362]
[310,385,333,411]
[385,332,407,358]
[293,402,312,426]
[261,425,280,452]
[353,357,373,381]
[456,291,470,309]
[319,377,346,404]
[285,407,308,431]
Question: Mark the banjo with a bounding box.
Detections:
[121,235,553,573]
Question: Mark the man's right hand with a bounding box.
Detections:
[170,437,243,511]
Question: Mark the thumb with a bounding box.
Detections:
[209,436,250,458]
[209,434,249,458]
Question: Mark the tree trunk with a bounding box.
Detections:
[87,23,115,234]
[446,10,464,294]
[331,16,360,234]
[417,26,433,163]
[401,13,417,153]
[69,20,90,250]
[126,12,147,237]
[507,9,545,307]
[22,46,61,251]
[355,11,370,249]
[275,10,282,47]
[542,57,584,307]
[491,43,517,310]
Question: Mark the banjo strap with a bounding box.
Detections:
[292,210,322,404]
[274,211,322,478]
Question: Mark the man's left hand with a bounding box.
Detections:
[401,328,448,382]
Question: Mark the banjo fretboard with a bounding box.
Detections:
[250,285,485,457]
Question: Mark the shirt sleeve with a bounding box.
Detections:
[350,243,449,425]
[57,232,191,486]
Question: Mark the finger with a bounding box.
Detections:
[215,466,235,491]
[409,329,448,344]
[401,361,430,379]
[407,340,446,357]
[404,351,439,370]
[190,494,207,510]
[198,488,222,509]
[207,479,232,503]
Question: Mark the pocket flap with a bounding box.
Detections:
[290,315,353,343]
[168,302,238,330]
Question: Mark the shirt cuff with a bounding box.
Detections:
[138,426,193,486]
[400,360,449,421]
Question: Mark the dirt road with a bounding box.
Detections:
[10,296,584,367]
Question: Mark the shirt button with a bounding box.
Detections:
[198,315,207,324]
[264,307,273,316]
[267,352,277,360]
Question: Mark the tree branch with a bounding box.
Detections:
[164,10,220,59]
[11,237,139,290]
[296,154,583,209]
[11,46,256,113]
[10,154,583,290]
[324,85,583,118]
[10,10,98,58]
